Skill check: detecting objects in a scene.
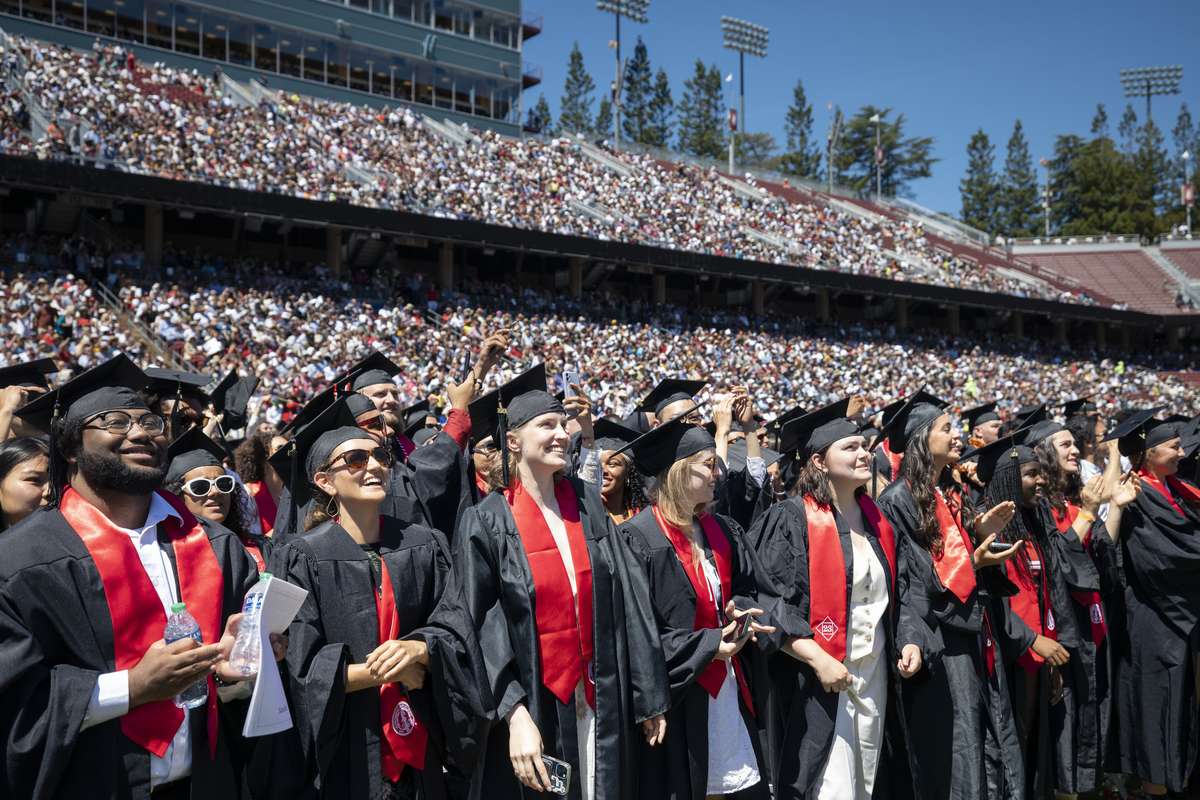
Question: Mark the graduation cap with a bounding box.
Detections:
[593,418,642,453]
[1062,396,1098,418]
[962,402,1001,430]
[1019,419,1067,448]
[875,397,907,427]
[412,427,439,447]
[402,399,433,438]
[468,364,548,444]
[621,410,653,435]
[16,353,150,433]
[210,370,259,431]
[778,397,857,458]
[635,378,707,417]
[145,367,213,401]
[269,397,368,508]
[164,427,229,486]
[725,438,784,474]
[343,351,403,393]
[279,377,358,436]
[1101,407,1175,457]
[0,358,57,391]
[1012,404,1046,429]
[615,416,717,477]
[962,434,1039,484]
[883,389,950,454]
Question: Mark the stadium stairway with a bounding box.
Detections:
[1147,246,1200,306]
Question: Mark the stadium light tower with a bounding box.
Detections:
[1120,65,1183,121]
[597,0,650,150]
[721,16,769,172]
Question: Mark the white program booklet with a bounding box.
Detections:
[242,575,308,738]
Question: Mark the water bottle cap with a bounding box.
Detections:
[170,602,187,613]
[260,572,272,581]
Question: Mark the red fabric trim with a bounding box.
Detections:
[932,490,977,605]
[245,481,276,537]
[1052,502,1107,646]
[1006,538,1056,674]
[508,480,596,707]
[62,488,222,758]
[441,408,472,451]
[375,556,429,781]
[240,537,266,573]
[883,440,903,478]
[653,507,754,715]
[1139,468,1200,516]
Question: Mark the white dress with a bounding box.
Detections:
[815,531,890,800]
[698,550,761,796]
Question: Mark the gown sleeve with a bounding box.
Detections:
[452,504,526,722]
[0,579,98,799]
[405,435,467,539]
[747,500,813,652]
[279,539,350,780]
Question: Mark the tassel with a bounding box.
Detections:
[48,394,64,507]
[168,381,184,439]
[284,440,299,540]
[498,400,509,489]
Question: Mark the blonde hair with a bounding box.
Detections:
[655,450,713,529]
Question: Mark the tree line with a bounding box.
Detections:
[961,103,1198,240]
[528,39,938,199]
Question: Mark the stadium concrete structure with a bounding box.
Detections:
[0,0,538,133]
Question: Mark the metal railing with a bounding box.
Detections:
[91,280,189,372]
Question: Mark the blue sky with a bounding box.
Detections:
[522,0,1200,215]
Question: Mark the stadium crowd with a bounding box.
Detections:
[0,34,1101,306]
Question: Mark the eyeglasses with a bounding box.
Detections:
[84,410,166,436]
[183,475,236,497]
[325,446,394,472]
[472,442,498,455]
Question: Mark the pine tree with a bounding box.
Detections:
[960,130,1000,232]
[621,37,652,144]
[734,133,777,166]
[779,79,823,179]
[594,97,614,139]
[1172,103,1197,186]
[1118,104,1138,154]
[1090,104,1109,139]
[1047,134,1085,232]
[1134,119,1170,221]
[643,68,674,149]
[558,43,595,135]
[676,60,726,160]
[525,94,553,135]
[1000,120,1039,237]
[832,106,937,198]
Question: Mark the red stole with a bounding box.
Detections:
[932,489,977,605]
[882,440,903,478]
[374,557,429,782]
[1005,538,1057,674]
[508,480,596,707]
[804,494,897,661]
[246,481,276,536]
[240,536,266,573]
[1138,468,1200,516]
[652,506,755,715]
[61,488,223,758]
[1052,503,1107,647]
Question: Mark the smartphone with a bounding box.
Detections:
[988,541,1016,554]
[459,351,472,382]
[725,608,752,641]
[561,370,581,395]
[540,754,572,796]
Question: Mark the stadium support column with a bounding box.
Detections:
[946,304,960,335]
[815,288,831,322]
[1120,324,1131,352]
[1053,318,1068,347]
[326,226,343,278]
[144,205,163,275]
[653,271,666,305]
[1094,321,1107,349]
[751,279,764,316]
[1010,311,1024,339]
[438,242,454,291]
[1167,324,1181,350]
[895,297,909,331]
[569,257,584,300]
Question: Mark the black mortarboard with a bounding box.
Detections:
[778,397,856,457]
[615,416,716,476]
[16,353,150,432]
[211,370,259,431]
[1013,404,1046,429]
[635,378,707,416]
[279,376,357,436]
[621,410,652,435]
[1020,420,1066,447]
[165,427,228,486]
[412,427,439,447]
[875,397,907,426]
[343,393,378,420]
[593,418,642,453]
[269,397,373,508]
[402,399,432,438]
[468,364,548,443]
[1062,396,1098,418]
[1101,407,1175,457]
[725,438,784,473]
[345,351,403,392]
[145,367,212,400]
[963,435,1039,484]
[0,358,57,391]
[962,402,1001,430]
[883,389,950,454]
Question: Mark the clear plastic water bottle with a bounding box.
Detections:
[163,602,208,710]
[228,573,270,677]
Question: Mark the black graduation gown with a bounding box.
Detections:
[989,508,1084,800]
[619,507,772,800]
[747,495,917,800]
[453,477,669,800]
[1108,477,1200,792]
[275,516,485,800]
[877,480,1028,800]
[712,461,769,533]
[0,507,258,800]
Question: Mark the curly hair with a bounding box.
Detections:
[1034,436,1081,516]
[899,424,943,554]
[234,430,274,483]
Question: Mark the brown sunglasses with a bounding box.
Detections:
[325,446,394,471]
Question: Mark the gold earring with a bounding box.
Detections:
[325,494,338,518]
